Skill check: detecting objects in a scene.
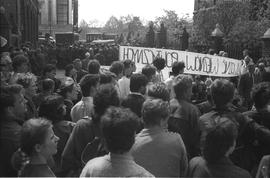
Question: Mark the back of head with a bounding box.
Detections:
[122,59,132,70]
[79,74,100,97]
[173,74,193,101]
[142,98,170,127]
[42,78,55,92]
[65,64,75,77]
[109,61,124,76]
[93,84,120,123]
[100,71,115,84]
[130,73,148,93]
[251,82,270,110]
[39,95,65,123]
[153,57,166,71]
[203,118,238,163]
[147,82,170,102]
[0,84,23,115]
[210,79,235,108]
[88,59,100,74]
[172,61,185,76]
[101,106,140,154]
[12,55,29,72]
[142,64,156,81]
[43,64,56,76]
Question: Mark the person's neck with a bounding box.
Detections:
[144,125,162,130]
[30,154,47,165]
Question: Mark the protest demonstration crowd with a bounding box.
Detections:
[0,38,270,178]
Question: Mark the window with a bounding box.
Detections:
[57,0,68,24]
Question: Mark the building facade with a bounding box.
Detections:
[38,0,78,37]
[0,0,39,50]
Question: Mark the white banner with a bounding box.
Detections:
[119,46,246,78]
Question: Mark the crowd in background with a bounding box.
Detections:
[1,42,270,177]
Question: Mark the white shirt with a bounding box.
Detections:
[70,96,94,123]
[165,76,176,99]
[118,76,130,99]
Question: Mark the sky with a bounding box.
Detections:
[78,0,194,27]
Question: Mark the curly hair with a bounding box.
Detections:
[251,82,270,110]
[147,82,170,102]
[153,57,166,71]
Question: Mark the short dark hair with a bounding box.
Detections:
[39,95,65,123]
[171,61,185,76]
[203,118,238,163]
[88,59,100,74]
[79,74,100,97]
[142,64,156,81]
[100,71,115,84]
[122,59,132,69]
[0,84,23,114]
[142,98,170,127]
[12,55,29,71]
[43,64,56,76]
[147,83,170,102]
[173,74,193,101]
[251,82,270,109]
[153,57,166,71]
[210,79,235,107]
[93,84,120,123]
[65,64,75,77]
[42,78,55,91]
[130,73,148,93]
[109,61,124,76]
[101,106,139,154]
[20,118,52,156]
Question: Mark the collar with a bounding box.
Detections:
[108,152,133,161]
[130,92,144,97]
[81,96,93,102]
[138,127,164,136]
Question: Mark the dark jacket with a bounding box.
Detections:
[0,116,23,177]
[189,156,252,178]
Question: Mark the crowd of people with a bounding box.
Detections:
[0,44,270,178]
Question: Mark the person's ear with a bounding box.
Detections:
[34,144,42,153]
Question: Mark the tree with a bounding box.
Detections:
[145,21,155,47]
[157,22,167,48]
[104,16,123,33]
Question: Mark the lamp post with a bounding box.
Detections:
[261,28,270,59]
[211,24,224,54]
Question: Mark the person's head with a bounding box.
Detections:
[243,49,249,57]
[43,64,56,79]
[173,74,193,101]
[79,74,100,97]
[142,64,156,82]
[142,98,170,128]
[101,106,140,154]
[109,61,124,80]
[12,55,29,73]
[208,49,215,55]
[0,53,12,72]
[41,78,55,93]
[65,64,77,78]
[59,77,78,101]
[203,118,238,163]
[88,59,100,74]
[0,84,27,119]
[73,58,82,70]
[153,57,166,71]
[85,52,90,59]
[39,95,66,123]
[130,73,148,95]
[247,63,255,74]
[171,61,185,76]
[20,118,59,159]
[210,79,235,108]
[16,73,38,97]
[251,82,270,111]
[122,59,133,77]
[100,71,115,85]
[147,82,170,102]
[93,84,120,123]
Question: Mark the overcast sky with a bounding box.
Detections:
[78,0,194,26]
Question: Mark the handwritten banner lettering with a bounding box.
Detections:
[119,46,246,78]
